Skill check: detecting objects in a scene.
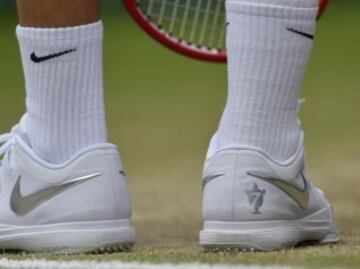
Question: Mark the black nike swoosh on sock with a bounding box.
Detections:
[287,28,314,40]
[30,49,76,63]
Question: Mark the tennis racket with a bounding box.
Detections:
[123,0,330,62]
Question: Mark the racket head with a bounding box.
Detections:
[318,0,330,18]
[123,0,330,63]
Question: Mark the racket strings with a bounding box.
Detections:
[137,0,226,50]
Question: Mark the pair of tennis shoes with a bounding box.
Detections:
[0,121,338,253]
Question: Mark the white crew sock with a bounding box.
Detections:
[209,0,319,161]
[17,21,107,164]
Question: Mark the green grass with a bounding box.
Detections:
[0,1,360,268]
[2,243,359,268]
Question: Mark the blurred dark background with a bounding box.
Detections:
[0,0,359,247]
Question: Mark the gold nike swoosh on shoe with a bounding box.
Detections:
[10,172,102,216]
[247,172,310,209]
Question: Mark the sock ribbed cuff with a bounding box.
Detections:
[16,21,103,47]
[227,0,319,8]
[227,0,319,20]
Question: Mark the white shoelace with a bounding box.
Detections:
[0,115,29,158]
[0,133,15,157]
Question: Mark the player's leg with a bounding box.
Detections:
[16,0,100,27]
[0,0,135,253]
[200,0,339,250]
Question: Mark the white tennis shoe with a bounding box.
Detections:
[200,134,339,251]
[0,123,135,253]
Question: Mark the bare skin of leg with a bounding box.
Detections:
[16,0,101,28]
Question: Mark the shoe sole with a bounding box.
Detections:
[200,207,339,251]
[0,219,136,254]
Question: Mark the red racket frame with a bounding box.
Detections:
[123,0,330,62]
